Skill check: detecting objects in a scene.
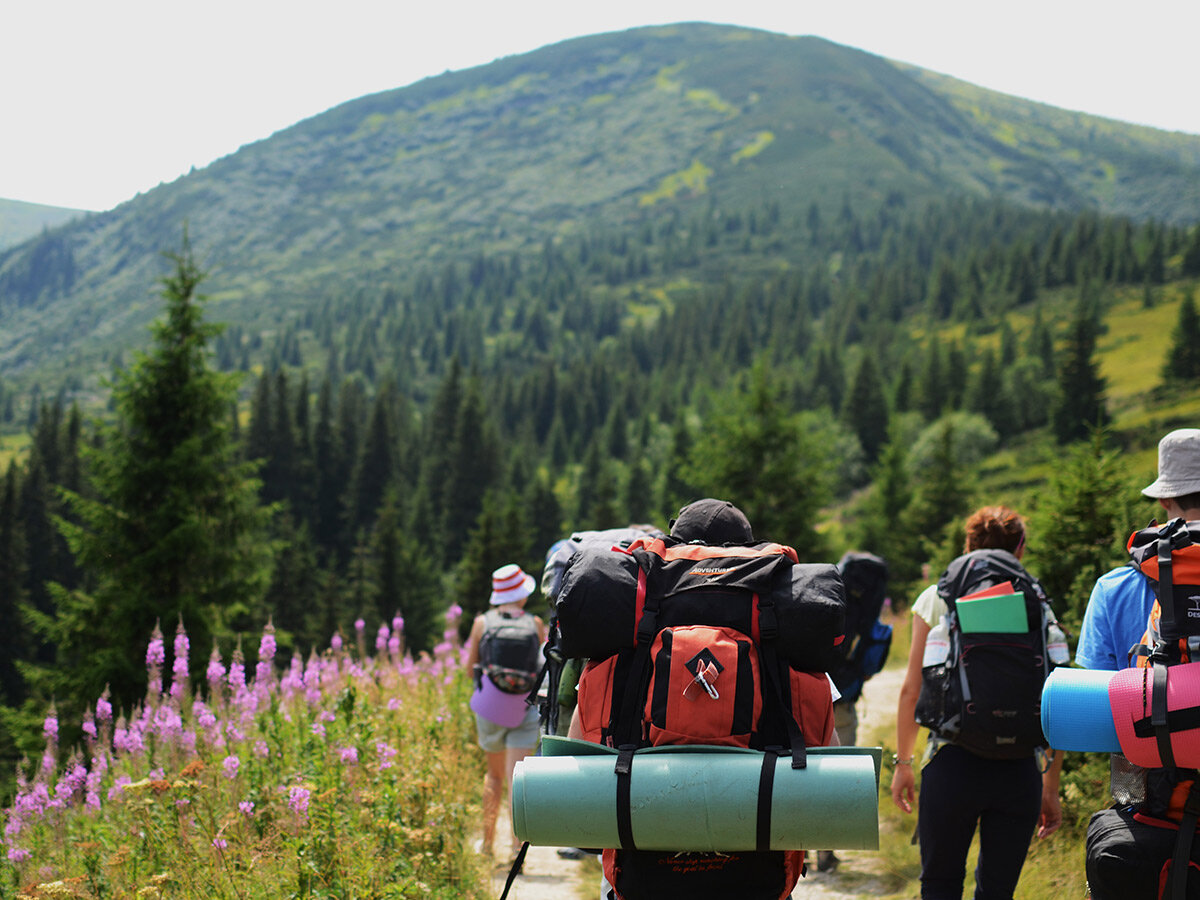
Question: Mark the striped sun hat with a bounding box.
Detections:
[489,563,536,606]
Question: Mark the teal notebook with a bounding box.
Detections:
[956,592,1027,633]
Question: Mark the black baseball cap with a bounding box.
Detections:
[670,498,754,544]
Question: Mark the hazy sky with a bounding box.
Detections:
[5,0,1198,212]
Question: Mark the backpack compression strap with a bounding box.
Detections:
[611,566,657,851]
[1167,781,1200,900]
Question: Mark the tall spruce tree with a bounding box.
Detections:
[843,355,890,463]
[1052,289,1108,444]
[47,237,275,717]
[1163,291,1200,382]
[687,359,830,558]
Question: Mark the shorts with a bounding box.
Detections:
[475,705,540,754]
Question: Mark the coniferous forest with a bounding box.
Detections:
[3,187,1200,799]
[2,25,1200,809]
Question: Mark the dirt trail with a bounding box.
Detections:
[479,663,909,900]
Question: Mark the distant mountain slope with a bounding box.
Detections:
[0,198,85,251]
[2,22,1199,388]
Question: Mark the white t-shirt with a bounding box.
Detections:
[912,583,946,628]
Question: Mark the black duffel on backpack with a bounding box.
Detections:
[915,548,1056,759]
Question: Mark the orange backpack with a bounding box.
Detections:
[561,536,841,900]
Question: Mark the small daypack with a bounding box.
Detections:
[561,536,844,900]
[914,548,1056,760]
[829,552,893,705]
[478,609,541,694]
[1091,519,1200,900]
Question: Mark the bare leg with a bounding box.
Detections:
[481,750,507,856]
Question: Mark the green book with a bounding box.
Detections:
[956,592,1027,633]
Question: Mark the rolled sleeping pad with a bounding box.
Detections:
[556,545,845,672]
[1040,667,1121,753]
[1109,661,1200,768]
[511,737,880,852]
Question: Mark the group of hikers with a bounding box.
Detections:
[461,427,1200,900]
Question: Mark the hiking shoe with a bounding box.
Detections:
[557,847,587,860]
[816,850,839,873]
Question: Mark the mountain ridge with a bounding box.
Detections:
[1,23,1199,397]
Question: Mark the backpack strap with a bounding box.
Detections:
[612,567,657,851]
[1153,661,1178,769]
[756,587,808,769]
[1167,780,1200,900]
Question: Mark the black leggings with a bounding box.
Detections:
[916,744,1043,900]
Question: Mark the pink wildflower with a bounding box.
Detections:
[7,847,30,863]
[254,740,269,758]
[331,633,343,652]
[43,710,58,743]
[171,622,190,699]
[376,741,397,770]
[239,800,255,816]
[376,624,389,653]
[354,618,365,633]
[207,648,226,692]
[96,690,113,723]
[212,837,228,850]
[339,746,358,765]
[392,614,404,634]
[146,622,165,667]
[288,785,311,817]
[222,755,240,779]
[445,604,463,624]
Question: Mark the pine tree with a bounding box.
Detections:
[687,360,830,558]
[1163,291,1200,382]
[47,237,275,717]
[1026,430,1136,630]
[843,355,890,463]
[1052,290,1108,444]
[0,463,27,705]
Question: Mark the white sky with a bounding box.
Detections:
[4,0,1199,212]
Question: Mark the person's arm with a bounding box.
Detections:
[1074,577,1117,670]
[1038,749,1064,838]
[465,615,486,671]
[890,613,930,814]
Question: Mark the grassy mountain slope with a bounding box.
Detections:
[0,199,85,252]
[1,23,1199,395]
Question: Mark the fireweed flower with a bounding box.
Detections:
[445,604,463,624]
[339,746,358,765]
[81,711,97,740]
[43,710,59,743]
[207,649,226,694]
[146,623,165,696]
[355,619,365,634]
[376,624,389,653]
[376,742,397,770]
[254,740,269,759]
[239,800,255,816]
[171,624,190,700]
[393,614,404,634]
[330,633,343,653]
[222,756,240,780]
[212,837,228,850]
[7,847,30,863]
[96,691,113,724]
[288,786,311,817]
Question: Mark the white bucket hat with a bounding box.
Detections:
[1142,428,1200,499]
[489,563,536,606]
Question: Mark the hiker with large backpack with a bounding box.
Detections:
[466,563,546,861]
[1081,430,1200,900]
[1074,429,1200,888]
[816,551,893,873]
[892,506,1066,900]
[560,498,845,900]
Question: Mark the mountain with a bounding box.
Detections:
[2,22,1199,397]
[0,198,86,252]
